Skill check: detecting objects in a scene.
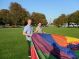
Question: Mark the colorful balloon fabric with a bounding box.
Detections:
[31,33,79,59]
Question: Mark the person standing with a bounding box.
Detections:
[35,22,44,33]
[23,19,33,58]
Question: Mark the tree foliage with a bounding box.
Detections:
[31,12,47,25]
[9,2,30,26]
[53,11,79,27]
[0,2,47,27]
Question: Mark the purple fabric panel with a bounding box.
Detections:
[32,33,54,54]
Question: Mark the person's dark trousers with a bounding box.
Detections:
[27,40,31,56]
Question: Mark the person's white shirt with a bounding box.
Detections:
[35,26,43,33]
[23,24,33,41]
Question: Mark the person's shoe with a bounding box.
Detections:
[28,56,31,58]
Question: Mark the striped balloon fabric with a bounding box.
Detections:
[31,33,79,59]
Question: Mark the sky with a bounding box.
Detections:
[0,0,79,23]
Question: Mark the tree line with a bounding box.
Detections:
[0,2,47,27]
[53,11,79,28]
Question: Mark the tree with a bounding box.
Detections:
[53,10,79,28]
[0,2,47,27]
[72,11,79,27]
[31,12,47,25]
[53,14,66,27]
[9,2,30,26]
[0,9,9,25]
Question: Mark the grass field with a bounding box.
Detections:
[0,26,79,59]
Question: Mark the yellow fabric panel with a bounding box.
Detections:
[66,36,79,44]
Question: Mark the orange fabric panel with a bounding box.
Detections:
[51,34,68,47]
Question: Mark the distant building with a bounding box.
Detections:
[62,23,79,27]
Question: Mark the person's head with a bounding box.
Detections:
[38,22,42,27]
[27,19,32,25]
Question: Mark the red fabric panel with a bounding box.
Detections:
[31,46,39,59]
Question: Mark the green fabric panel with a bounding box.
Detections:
[44,53,56,59]
[37,50,56,59]
[42,53,56,59]
[31,41,46,59]
[75,51,79,57]
[37,50,46,59]
[31,41,33,46]
[31,41,56,59]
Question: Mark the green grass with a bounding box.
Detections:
[0,26,79,59]
[44,26,79,38]
[0,28,28,59]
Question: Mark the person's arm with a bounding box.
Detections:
[42,27,46,33]
[23,26,31,37]
[23,32,28,36]
[34,27,38,33]
[23,31,32,37]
